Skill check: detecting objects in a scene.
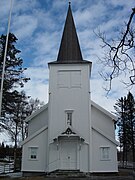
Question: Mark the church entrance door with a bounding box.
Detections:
[60,141,77,170]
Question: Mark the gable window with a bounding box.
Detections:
[100,147,110,161]
[71,70,81,88]
[57,70,81,88]
[58,71,69,88]
[65,110,73,126]
[29,147,38,160]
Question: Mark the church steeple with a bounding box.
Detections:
[57,3,83,63]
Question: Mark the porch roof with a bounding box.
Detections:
[53,126,85,142]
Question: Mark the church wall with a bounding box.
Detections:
[79,143,89,172]
[91,129,118,172]
[91,105,115,139]
[28,108,48,136]
[48,142,60,172]
[22,129,48,172]
[48,139,89,172]
[48,63,91,171]
[48,64,91,143]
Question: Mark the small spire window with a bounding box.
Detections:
[65,110,73,126]
[67,112,72,125]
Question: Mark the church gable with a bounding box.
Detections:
[25,103,48,123]
[91,101,116,120]
[92,126,118,146]
[91,101,116,139]
[26,104,48,136]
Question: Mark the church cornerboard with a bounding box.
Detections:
[21,3,118,175]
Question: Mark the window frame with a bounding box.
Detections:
[65,110,74,126]
[100,146,110,161]
[28,146,38,161]
[57,70,81,88]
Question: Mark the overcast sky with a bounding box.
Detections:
[0,0,135,143]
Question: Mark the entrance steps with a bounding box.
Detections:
[46,170,88,178]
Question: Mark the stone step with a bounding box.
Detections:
[47,170,87,178]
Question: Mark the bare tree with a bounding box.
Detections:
[96,8,135,93]
[0,91,44,171]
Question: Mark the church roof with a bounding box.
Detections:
[49,3,91,65]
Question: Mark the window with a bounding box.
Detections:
[57,70,81,88]
[65,110,73,126]
[58,71,69,88]
[29,147,38,160]
[71,70,81,88]
[100,147,110,161]
[67,112,72,125]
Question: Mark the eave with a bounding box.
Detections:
[21,125,48,145]
[25,103,48,123]
[91,100,117,121]
[92,126,119,146]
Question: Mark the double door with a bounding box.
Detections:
[60,141,77,170]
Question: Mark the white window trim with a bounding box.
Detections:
[28,146,38,161]
[65,110,74,126]
[100,146,111,161]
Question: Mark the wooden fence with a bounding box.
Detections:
[0,163,14,174]
[118,161,135,169]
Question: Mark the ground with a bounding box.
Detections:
[0,176,134,180]
[0,169,134,180]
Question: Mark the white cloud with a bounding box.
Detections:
[91,72,135,112]
[108,0,134,9]
[13,0,40,14]
[23,67,49,103]
[33,31,59,56]
[24,81,49,104]
[12,14,38,39]
[34,11,56,31]
[0,0,10,19]
[24,67,49,81]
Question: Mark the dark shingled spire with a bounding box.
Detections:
[49,3,91,65]
[57,3,83,63]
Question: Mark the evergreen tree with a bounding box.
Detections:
[114,97,127,165]
[0,33,30,116]
[125,92,135,167]
[0,33,30,171]
[114,92,135,168]
[0,32,45,171]
[0,142,6,159]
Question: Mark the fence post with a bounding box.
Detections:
[4,164,5,173]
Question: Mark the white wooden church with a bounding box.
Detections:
[21,4,118,174]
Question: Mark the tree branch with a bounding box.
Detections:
[96,8,135,93]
